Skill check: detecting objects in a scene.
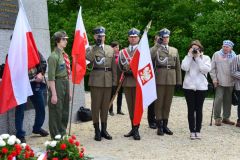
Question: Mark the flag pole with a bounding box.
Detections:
[68,54,78,136]
[108,73,124,109]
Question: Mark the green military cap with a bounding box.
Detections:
[52,30,69,41]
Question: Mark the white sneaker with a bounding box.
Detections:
[190,132,196,140]
[195,132,201,139]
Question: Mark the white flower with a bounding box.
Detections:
[1,134,10,139]
[49,141,57,147]
[0,140,6,147]
[55,135,61,140]
[0,137,2,141]
[7,135,16,145]
[21,143,27,149]
[16,138,21,144]
[44,141,50,147]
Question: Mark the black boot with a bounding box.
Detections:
[124,123,134,137]
[163,119,173,135]
[101,123,112,140]
[93,123,101,141]
[133,125,141,140]
[157,120,164,136]
[147,103,157,129]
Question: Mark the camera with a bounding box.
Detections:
[95,35,102,46]
[192,48,199,54]
[157,37,163,44]
[0,64,5,78]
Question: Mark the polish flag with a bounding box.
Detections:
[0,1,40,114]
[130,31,157,125]
[71,6,89,84]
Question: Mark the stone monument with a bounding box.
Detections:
[0,0,85,135]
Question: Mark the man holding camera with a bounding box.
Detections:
[86,26,117,141]
[150,28,182,136]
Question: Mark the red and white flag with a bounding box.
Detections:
[0,1,40,114]
[130,31,157,125]
[71,6,89,84]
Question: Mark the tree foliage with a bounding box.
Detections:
[47,0,240,58]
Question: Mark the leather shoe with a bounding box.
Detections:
[236,119,240,127]
[222,119,235,125]
[117,111,125,115]
[109,112,114,116]
[149,122,157,129]
[215,119,221,126]
[17,137,26,143]
[32,128,49,137]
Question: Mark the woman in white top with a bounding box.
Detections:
[181,40,211,140]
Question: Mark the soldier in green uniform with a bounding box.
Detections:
[118,28,141,140]
[151,28,182,136]
[48,31,70,139]
[86,26,117,141]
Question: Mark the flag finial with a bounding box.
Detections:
[144,20,152,32]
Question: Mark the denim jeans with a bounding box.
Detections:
[15,82,46,138]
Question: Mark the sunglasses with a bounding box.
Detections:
[61,38,68,41]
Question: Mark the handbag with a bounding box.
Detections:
[77,106,92,122]
[232,88,239,106]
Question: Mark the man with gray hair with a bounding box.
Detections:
[210,40,236,126]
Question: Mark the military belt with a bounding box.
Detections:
[157,65,176,69]
[56,76,68,80]
[124,72,133,76]
[93,67,112,72]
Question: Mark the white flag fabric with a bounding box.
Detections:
[0,0,39,114]
[130,31,157,125]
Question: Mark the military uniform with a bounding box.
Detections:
[86,26,117,141]
[118,28,141,140]
[48,31,70,139]
[151,28,182,136]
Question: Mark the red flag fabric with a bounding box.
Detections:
[130,31,157,125]
[71,6,89,84]
[0,1,39,114]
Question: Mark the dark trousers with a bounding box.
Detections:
[147,102,156,123]
[15,82,46,138]
[237,90,240,120]
[109,86,123,113]
[184,89,207,133]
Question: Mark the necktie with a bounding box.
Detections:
[63,53,71,78]
[131,46,133,52]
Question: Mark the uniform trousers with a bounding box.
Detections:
[214,86,233,120]
[48,79,70,139]
[124,87,136,121]
[154,85,175,120]
[90,87,112,123]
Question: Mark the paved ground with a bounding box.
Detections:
[27,92,240,160]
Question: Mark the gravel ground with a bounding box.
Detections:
[27,92,240,160]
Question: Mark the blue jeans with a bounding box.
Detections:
[15,82,46,138]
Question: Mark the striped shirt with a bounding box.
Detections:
[231,55,240,90]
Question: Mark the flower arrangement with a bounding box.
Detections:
[0,134,36,160]
[44,135,92,160]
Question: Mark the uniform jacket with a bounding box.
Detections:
[151,43,182,85]
[86,44,117,87]
[210,51,235,87]
[231,55,240,90]
[118,47,137,87]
